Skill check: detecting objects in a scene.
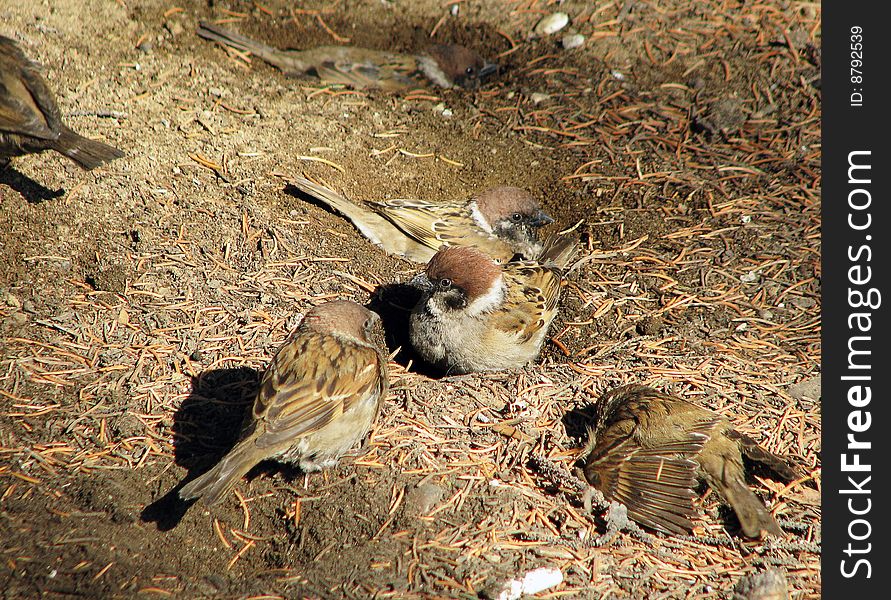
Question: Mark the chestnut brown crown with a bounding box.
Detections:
[475,187,552,224]
[427,44,498,89]
[424,246,502,301]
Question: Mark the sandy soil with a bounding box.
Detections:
[1,1,820,598]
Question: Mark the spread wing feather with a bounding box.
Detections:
[585,401,710,536]
[587,436,701,535]
[313,56,418,91]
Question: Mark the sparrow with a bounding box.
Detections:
[582,384,799,538]
[0,35,124,170]
[408,237,576,374]
[197,20,498,90]
[288,176,554,263]
[179,300,389,506]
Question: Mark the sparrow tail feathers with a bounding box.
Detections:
[52,126,123,170]
[714,477,784,538]
[197,21,306,73]
[178,442,259,506]
[289,177,397,248]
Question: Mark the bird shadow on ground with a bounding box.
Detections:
[141,366,260,531]
[368,281,448,380]
[561,402,598,447]
[283,182,337,215]
[0,166,65,203]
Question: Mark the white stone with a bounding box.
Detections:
[530,92,551,104]
[534,13,570,36]
[495,568,564,600]
[562,33,585,49]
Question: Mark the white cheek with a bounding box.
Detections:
[468,201,494,233]
[464,277,504,316]
[425,297,447,317]
[416,56,454,88]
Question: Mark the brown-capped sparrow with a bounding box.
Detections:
[0,35,124,170]
[197,21,498,91]
[179,300,389,506]
[583,385,799,537]
[408,237,576,374]
[288,176,553,263]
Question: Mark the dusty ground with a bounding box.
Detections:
[0,0,820,598]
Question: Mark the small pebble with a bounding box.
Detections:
[530,92,550,104]
[740,271,759,283]
[789,375,821,403]
[165,20,184,36]
[404,483,444,515]
[486,567,564,600]
[732,569,790,600]
[432,102,453,118]
[561,33,585,49]
[533,12,570,36]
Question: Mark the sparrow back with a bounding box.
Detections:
[0,35,124,169]
[178,301,387,506]
[196,21,496,90]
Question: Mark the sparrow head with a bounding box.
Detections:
[424,44,499,89]
[473,187,554,255]
[410,246,503,313]
[300,300,380,343]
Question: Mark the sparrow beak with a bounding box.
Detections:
[530,210,555,227]
[409,273,435,292]
[479,62,500,80]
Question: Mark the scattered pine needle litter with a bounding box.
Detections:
[294,155,346,173]
[0,0,820,598]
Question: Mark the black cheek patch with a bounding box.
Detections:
[493,221,521,241]
[457,75,480,90]
[442,290,468,311]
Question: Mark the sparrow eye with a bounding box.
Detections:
[510,212,524,223]
[465,66,476,77]
[438,278,453,289]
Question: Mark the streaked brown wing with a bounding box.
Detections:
[370,199,474,250]
[251,332,383,448]
[311,51,418,90]
[493,263,562,342]
[314,61,414,91]
[0,39,59,139]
